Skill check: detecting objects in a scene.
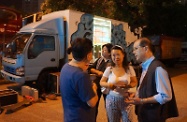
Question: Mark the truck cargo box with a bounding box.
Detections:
[149,35,183,66]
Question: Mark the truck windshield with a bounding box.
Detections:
[4,33,31,58]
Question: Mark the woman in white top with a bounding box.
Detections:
[100,45,138,122]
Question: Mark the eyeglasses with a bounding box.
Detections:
[133,46,146,51]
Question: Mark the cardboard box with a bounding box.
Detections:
[0,89,18,106]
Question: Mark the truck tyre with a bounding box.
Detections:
[37,71,50,97]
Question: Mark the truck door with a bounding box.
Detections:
[25,35,58,81]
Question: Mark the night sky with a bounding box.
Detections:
[0,0,22,11]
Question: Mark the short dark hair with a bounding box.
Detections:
[139,37,154,53]
[102,43,113,53]
[67,38,93,61]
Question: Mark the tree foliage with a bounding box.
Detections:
[41,0,187,38]
[121,0,187,38]
[41,0,117,18]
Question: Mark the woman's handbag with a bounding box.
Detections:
[101,87,110,94]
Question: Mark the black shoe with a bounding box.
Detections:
[0,108,4,114]
[40,93,46,101]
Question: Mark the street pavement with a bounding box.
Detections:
[0,62,187,122]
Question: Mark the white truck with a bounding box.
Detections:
[1,9,138,91]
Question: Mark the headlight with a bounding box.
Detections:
[16,66,24,76]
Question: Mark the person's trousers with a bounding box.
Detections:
[106,94,136,122]
[136,104,166,122]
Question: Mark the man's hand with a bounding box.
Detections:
[97,71,103,77]
[125,94,142,105]
[92,82,97,94]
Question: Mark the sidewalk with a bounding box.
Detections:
[0,66,187,122]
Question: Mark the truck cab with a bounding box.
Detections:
[1,17,66,84]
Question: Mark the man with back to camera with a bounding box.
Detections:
[60,38,98,122]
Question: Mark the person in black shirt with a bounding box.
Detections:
[88,43,113,120]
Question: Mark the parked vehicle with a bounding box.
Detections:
[150,35,182,66]
[1,9,138,89]
[128,35,183,67]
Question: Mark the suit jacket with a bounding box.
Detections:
[136,59,178,122]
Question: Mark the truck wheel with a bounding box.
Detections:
[37,71,50,96]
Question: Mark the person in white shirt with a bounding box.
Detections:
[100,45,138,122]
